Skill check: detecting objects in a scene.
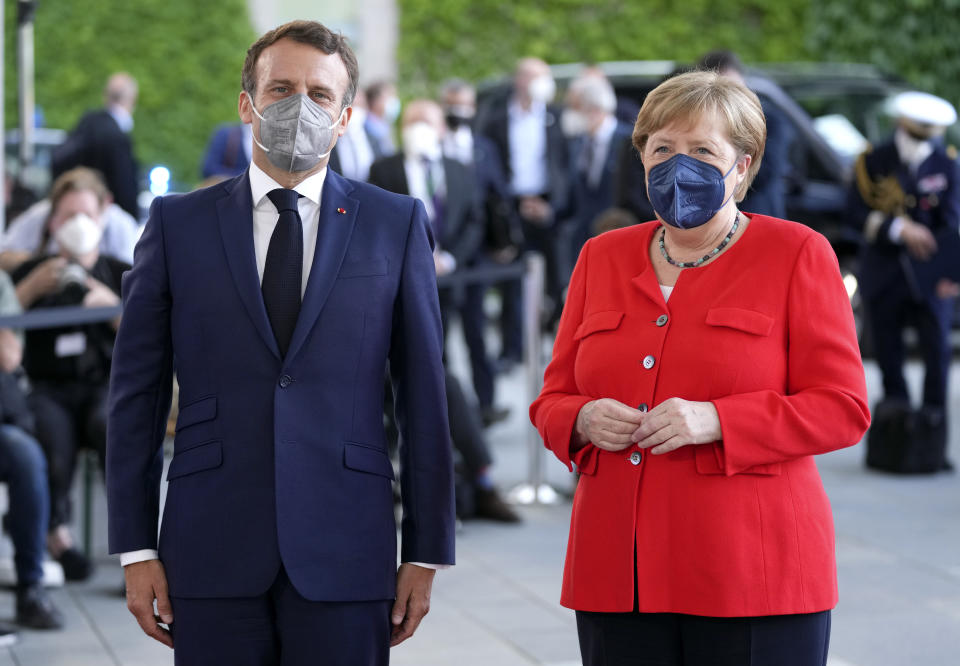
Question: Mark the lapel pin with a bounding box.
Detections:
[337,207,346,214]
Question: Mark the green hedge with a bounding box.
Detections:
[398,0,960,111]
[807,0,960,108]
[398,0,808,96]
[4,0,255,190]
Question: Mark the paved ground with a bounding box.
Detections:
[1,346,958,664]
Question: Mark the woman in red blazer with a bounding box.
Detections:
[530,71,870,665]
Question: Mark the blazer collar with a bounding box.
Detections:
[285,169,359,363]
[216,169,359,362]
[217,171,282,358]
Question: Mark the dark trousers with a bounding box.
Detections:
[0,425,49,587]
[866,291,954,407]
[440,281,496,409]
[445,371,493,476]
[27,381,108,528]
[171,566,393,666]
[576,609,831,666]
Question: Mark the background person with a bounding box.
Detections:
[200,122,253,179]
[328,89,378,182]
[0,271,64,630]
[0,168,139,271]
[697,50,795,219]
[561,73,633,271]
[440,78,513,425]
[10,169,128,583]
[365,80,401,157]
[530,71,869,665]
[52,73,140,219]
[847,91,960,472]
[482,57,570,358]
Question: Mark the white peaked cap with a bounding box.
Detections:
[891,91,957,127]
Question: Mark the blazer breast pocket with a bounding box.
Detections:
[574,310,625,340]
[705,307,774,336]
[337,257,389,279]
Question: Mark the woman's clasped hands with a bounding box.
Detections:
[574,398,722,455]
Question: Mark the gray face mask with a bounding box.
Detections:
[247,92,345,172]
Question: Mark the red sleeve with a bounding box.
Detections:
[529,240,599,475]
[710,232,870,474]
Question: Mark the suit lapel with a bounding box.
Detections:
[217,173,282,359]
[285,170,359,363]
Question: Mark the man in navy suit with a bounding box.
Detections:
[848,91,960,469]
[52,73,140,218]
[200,123,252,179]
[561,74,633,271]
[106,20,454,665]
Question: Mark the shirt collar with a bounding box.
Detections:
[249,159,327,209]
[509,98,546,119]
[107,104,134,133]
[592,115,618,144]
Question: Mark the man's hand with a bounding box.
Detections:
[124,560,174,649]
[900,218,938,260]
[16,257,67,308]
[519,196,553,226]
[390,563,435,647]
[936,278,960,299]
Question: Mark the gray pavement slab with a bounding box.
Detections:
[1,344,958,664]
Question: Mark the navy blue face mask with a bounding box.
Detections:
[647,153,739,229]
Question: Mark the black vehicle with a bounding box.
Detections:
[476,60,958,347]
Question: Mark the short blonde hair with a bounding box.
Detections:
[633,70,766,201]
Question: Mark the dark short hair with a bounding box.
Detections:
[242,20,359,108]
[365,80,394,105]
[697,50,744,75]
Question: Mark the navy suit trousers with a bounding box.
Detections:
[171,566,392,666]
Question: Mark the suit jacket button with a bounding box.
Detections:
[279,374,293,388]
[656,314,668,327]
[642,355,655,370]
[637,403,649,412]
[629,451,642,465]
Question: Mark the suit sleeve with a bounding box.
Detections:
[847,149,899,246]
[106,195,174,553]
[528,240,601,475]
[710,232,870,474]
[389,199,456,565]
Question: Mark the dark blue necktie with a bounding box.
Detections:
[262,188,303,357]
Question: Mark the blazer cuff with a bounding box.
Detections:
[119,549,159,567]
[535,395,593,471]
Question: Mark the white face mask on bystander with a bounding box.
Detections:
[55,213,103,257]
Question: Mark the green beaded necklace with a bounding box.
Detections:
[659,212,741,269]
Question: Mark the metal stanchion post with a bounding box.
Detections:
[508,253,559,505]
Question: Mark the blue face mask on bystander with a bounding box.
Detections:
[647,153,739,229]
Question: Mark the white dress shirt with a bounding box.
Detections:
[583,115,618,189]
[121,160,447,570]
[507,99,549,196]
[1,199,139,264]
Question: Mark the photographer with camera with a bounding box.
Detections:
[10,168,129,581]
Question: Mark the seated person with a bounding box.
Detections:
[10,169,130,581]
[0,271,64,629]
[0,167,139,271]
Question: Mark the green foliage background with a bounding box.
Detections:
[4,0,255,189]
[397,0,809,96]
[4,0,960,193]
[807,0,960,109]
[398,0,960,107]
